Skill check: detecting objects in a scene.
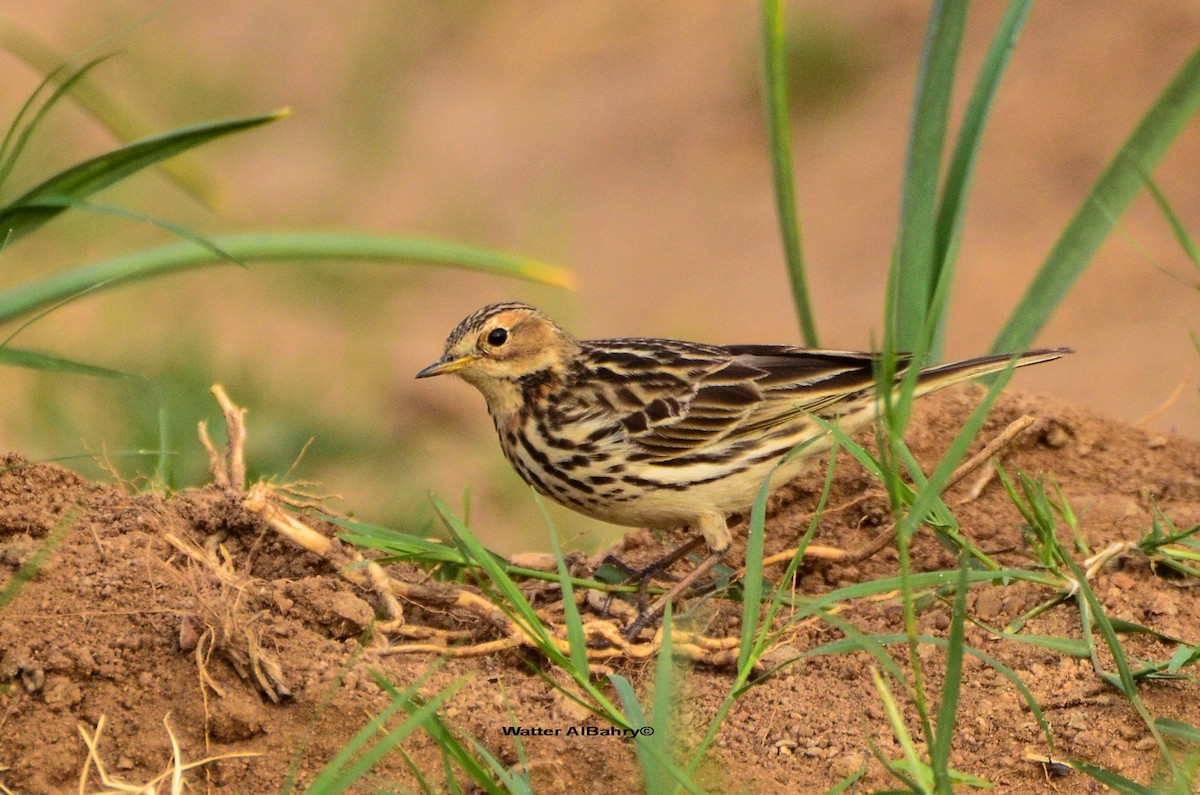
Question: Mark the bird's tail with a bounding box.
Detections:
[911,347,1071,396]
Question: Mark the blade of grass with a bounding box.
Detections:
[534,493,589,676]
[739,435,824,670]
[0,54,117,190]
[0,232,572,325]
[305,677,466,794]
[0,21,220,205]
[1157,719,1200,744]
[928,0,1033,357]
[991,43,1200,356]
[1065,556,1178,776]
[930,557,970,791]
[372,673,513,795]
[798,631,1055,751]
[871,667,935,792]
[612,606,675,795]
[0,347,140,380]
[19,197,242,266]
[1067,760,1158,795]
[281,630,376,795]
[893,0,967,350]
[0,505,79,610]
[761,0,818,345]
[0,110,287,245]
[1139,168,1200,269]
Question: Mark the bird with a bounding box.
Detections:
[417,301,1067,639]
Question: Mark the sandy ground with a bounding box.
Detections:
[2,388,1199,793]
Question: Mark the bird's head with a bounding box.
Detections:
[417,302,578,410]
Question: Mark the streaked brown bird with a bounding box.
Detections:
[417,301,1067,638]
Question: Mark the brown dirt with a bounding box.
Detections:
[2,388,1199,794]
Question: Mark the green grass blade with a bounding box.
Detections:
[1140,171,1200,269]
[0,110,286,245]
[930,558,970,790]
[825,767,867,794]
[1157,719,1200,744]
[0,22,222,206]
[800,632,1055,751]
[611,610,676,795]
[817,613,914,702]
[991,43,1200,355]
[893,0,967,350]
[739,463,771,670]
[535,493,590,676]
[371,674,512,795]
[0,505,79,611]
[1064,555,1177,775]
[0,231,572,325]
[305,678,465,794]
[928,0,1033,357]
[0,346,139,380]
[430,494,559,656]
[649,605,675,791]
[1067,760,1158,795]
[21,197,242,266]
[298,661,437,792]
[610,674,687,794]
[761,0,818,345]
[871,667,935,792]
[738,435,822,670]
[0,54,116,190]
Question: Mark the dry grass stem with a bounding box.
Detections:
[76,714,259,795]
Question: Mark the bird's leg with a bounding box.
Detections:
[598,534,705,615]
[621,548,727,640]
[622,513,731,641]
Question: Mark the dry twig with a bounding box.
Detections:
[197,385,763,666]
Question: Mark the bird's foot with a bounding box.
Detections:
[596,535,705,615]
[620,548,728,642]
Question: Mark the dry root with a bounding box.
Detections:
[198,385,752,668]
[163,532,291,703]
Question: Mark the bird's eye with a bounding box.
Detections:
[486,327,508,347]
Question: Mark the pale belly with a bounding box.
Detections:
[498,413,847,530]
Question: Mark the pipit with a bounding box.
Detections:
[418,301,1066,638]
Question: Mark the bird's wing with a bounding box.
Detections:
[575,340,899,461]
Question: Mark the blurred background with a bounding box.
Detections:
[1,1,1198,555]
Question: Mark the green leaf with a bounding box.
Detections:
[0,231,573,325]
[0,54,116,192]
[0,22,222,205]
[761,0,818,345]
[0,506,79,610]
[893,0,968,350]
[0,346,139,380]
[0,111,286,245]
[1068,760,1158,795]
[1139,170,1200,270]
[992,43,1200,355]
[931,559,970,790]
[871,667,935,792]
[1157,718,1200,744]
[801,631,1055,753]
[305,675,465,794]
[926,0,1033,357]
[536,493,589,676]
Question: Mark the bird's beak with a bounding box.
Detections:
[415,354,475,379]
